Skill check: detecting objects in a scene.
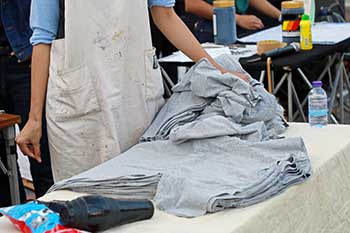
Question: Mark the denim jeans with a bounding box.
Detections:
[0,51,53,207]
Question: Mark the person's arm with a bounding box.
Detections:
[184,0,263,30]
[17,45,51,162]
[151,6,247,80]
[16,0,59,162]
[184,0,213,20]
[249,0,281,19]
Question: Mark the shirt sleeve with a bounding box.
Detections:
[148,0,175,8]
[30,0,60,45]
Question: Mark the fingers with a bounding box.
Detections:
[241,75,250,82]
[242,15,264,30]
[227,71,250,83]
[33,144,42,163]
[16,136,42,163]
[15,121,43,163]
[250,17,264,30]
[254,18,264,29]
[17,141,35,159]
[237,73,250,83]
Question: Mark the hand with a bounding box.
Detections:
[226,70,250,83]
[16,119,42,163]
[218,67,249,83]
[236,15,264,30]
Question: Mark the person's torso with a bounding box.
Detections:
[47,0,164,181]
[0,0,32,61]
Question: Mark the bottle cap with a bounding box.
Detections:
[281,1,304,9]
[213,0,235,8]
[302,14,310,20]
[312,81,322,87]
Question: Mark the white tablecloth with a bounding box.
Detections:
[238,23,350,45]
[1,123,350,233]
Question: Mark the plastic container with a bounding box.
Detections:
[300,14,313,50]
[303,0,315,24]
[281,1,304,43]
[308,81,328,128]
[213,0,237,45]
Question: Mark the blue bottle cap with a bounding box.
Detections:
[312,81,322,87]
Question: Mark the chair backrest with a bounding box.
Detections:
[315,0,346,22]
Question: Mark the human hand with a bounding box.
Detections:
[219,68,250,83]
[16,119,42,163]
[210,60,249,83]
[226,71,250,82]
[236,15,264,30]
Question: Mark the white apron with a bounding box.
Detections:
[46,0,164,181]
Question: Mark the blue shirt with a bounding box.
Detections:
[1,0,32,61]
[30,0,175,45]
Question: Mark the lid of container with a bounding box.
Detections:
[302,14,310,20]
[312,81,322,87]
[281,1,304,9]
[213,0,235,8]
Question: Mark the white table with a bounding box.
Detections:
[1,123,350,233]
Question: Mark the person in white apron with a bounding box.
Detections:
[17,0,247,181]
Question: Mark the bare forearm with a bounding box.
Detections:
[184,0,214,20]
[29,44,51,122]
[151,7,225,72]
[250,0,280,19]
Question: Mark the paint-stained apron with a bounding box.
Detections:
[46,0,164,181]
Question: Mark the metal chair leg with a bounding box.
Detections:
[2,126,21,205]
[273,73,288,95]
[259,70,266,83]
[291,82,307,122]
[339,63,345,123]
[287,72,293,121]
[328,61,342,122]
[160,66,175,98]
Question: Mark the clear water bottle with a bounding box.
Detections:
[308,81,328,128]
[303,0,315,24]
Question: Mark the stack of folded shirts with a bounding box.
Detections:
[50,136,311,217]
[50,175,161,200]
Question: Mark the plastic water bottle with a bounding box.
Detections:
[303,0,315,24]
[300,14,313,50]
[308,81,328,128]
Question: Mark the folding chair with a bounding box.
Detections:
[0,112,21,205]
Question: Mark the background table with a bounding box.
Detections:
[1,123,350,233]
[241,38,350,123]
